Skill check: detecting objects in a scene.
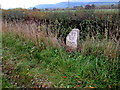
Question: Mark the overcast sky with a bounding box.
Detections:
[0,0,119,9]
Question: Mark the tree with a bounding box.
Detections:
[91,4,96,9]
[85,5,91,9]
[33,7,37,11]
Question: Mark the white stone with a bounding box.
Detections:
[66,28,79,50]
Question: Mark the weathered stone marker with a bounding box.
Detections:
[66,28,79,50]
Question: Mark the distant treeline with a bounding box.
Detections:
[31,4,119,11]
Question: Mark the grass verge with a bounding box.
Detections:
[2,32,120,88]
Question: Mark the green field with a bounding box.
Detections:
[44,9,119,13]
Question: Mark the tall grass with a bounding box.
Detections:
[2,20,119,59]
[79,35,119,59]
[2,21,60,49]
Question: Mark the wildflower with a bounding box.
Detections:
[63,76,67,78]
[89,86,95,88]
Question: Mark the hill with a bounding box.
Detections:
[29,2,118,9]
